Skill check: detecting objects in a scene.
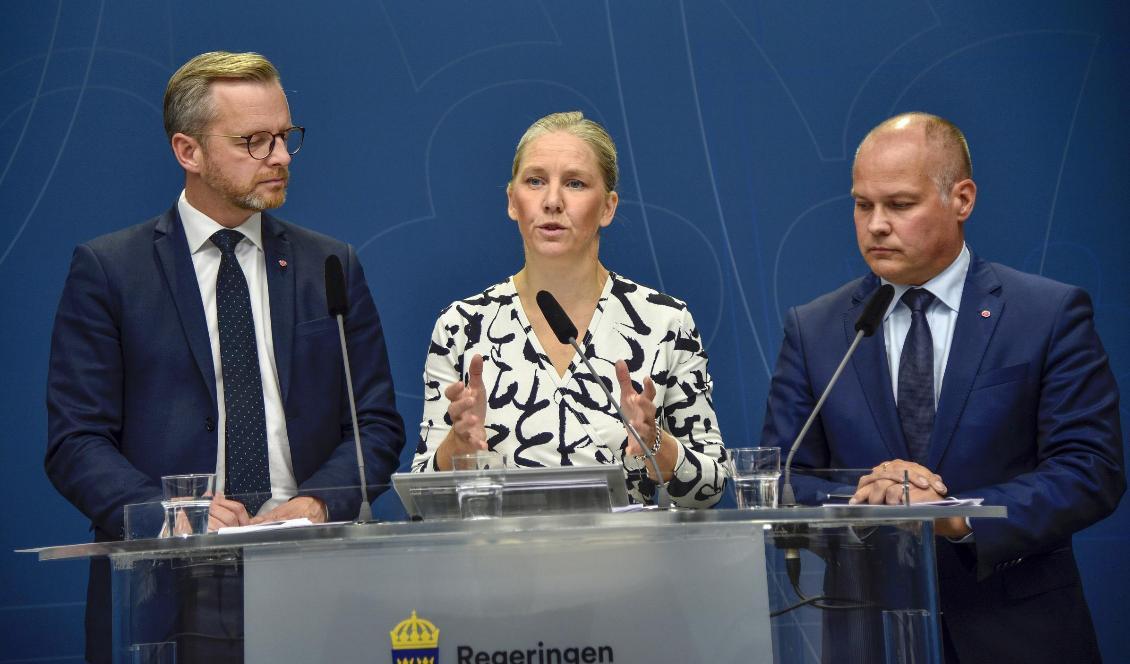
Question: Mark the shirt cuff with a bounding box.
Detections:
[946,517,975,544]
[669,439,690,483]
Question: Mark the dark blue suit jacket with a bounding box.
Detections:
[763,254,1124,663]
[45,206,405,661]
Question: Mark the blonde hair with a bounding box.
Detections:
[163,51,280,139]
[511,111,618,192]
[856,112,972,201]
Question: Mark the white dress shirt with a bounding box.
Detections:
[880,244,975,539]
[178,191,297,514]
[881,244,971,407]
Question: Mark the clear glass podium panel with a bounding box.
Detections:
[30,483,1003,664]
[766,520,941,664]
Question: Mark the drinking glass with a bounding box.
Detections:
[160,473,215,536]
[728,447,781,509]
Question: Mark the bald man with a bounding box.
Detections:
[762,112,1124,663]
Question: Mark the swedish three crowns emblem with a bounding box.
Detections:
[390,610,440,664]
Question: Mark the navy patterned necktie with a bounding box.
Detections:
[211,229,271,513]
[897,288,937,463]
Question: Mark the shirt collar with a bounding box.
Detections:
[880,244,971,319]
[177,190,264,255]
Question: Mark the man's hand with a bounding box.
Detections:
[435,354,488,470]
[250,496,328,524]
[850,459,947,505]
[849,461,972,539]
[207,492,252,531]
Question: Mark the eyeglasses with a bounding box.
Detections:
[199,126,305,160]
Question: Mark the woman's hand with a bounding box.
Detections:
[435,354,488,470]
[615,360,676,481]
[616,359,657,452]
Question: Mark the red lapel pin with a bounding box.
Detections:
[278,259,288,269]
[980,310,990,318]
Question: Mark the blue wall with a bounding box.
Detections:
[2,1,1127,660]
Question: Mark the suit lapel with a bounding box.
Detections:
[927,255,1002,468]
[153,207,216,405]
[262,214,295,405]
[846,276,907,460]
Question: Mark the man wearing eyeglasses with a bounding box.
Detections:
[45,51,405,662]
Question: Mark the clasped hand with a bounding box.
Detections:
[849,459,946,505]
[849,459,970,538]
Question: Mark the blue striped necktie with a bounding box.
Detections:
[897,288,936,463]
[211,229,271,513]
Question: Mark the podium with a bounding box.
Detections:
[29,499,1003,663]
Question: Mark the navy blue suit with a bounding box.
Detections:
[763,254,1124,663]
[45,206,405,661]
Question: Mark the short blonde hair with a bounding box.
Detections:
[510,111,618,192]
[163,51,280,139]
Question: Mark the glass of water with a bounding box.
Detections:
[451,452,506,519]
[728,447,781,509]
[160,473,215,536]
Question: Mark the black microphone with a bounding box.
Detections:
[854,282,892,336]
[535,290,671,509]
[325,254,349,317]
[536,290,579,344]
[324,255,372,522]
[779,283,894,506]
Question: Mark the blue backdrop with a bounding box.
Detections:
[2,1,1127,660]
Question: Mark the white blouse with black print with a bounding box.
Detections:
[412,272,726,508]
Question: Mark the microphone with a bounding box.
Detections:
[325,255,372,522]
[325,254,348,316]
[779,283,894,507]
[853,282,893,336]
[535,290,671,509]
[769,283,893,617]
[537,290,579,344]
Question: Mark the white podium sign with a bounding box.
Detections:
[244,519,772,663]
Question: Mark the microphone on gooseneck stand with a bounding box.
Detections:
[325,255,372,522]
[779,283,894,507]
[535,290,671,510]
[770,283,893,618]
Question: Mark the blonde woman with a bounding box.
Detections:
[412,111,725,508]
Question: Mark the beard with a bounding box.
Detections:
[201,151,289,211]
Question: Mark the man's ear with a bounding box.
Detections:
[952,178,976,222]
[171,133,204,174]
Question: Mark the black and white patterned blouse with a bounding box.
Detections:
[412,271,727,508]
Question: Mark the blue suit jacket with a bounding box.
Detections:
[762,254,1124,663]
[45,206,405,660]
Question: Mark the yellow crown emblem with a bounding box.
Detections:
[390,610,440,650]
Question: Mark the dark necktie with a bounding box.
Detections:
[897,288,936,463]
[211,229,271,513]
